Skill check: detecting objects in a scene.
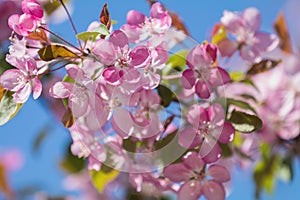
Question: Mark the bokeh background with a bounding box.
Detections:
[1,0,300,199]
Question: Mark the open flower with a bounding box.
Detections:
[0,57,42,103]
[178,103,235,163]
[181,43,230,99]
[163,152,230,200]
[217,7,279,63]
[8,0,43,36]
[93,30,151,86]
[121,2,172,43]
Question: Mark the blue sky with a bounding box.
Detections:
[1,0,300,199]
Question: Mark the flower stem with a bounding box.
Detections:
[58,0,82,50]
[38,26,86,56]
[162,74,181,80]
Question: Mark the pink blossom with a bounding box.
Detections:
[111,89,163,139]
[121,2,172,43]
[0,1,22,43]
[0,57,42,103]
[181,43,230,99]
[8,0,43,36]
[49,64,105,118]
[163,152,230,200]
[93,30,151,86]
[218,7,279,63]
[178,104,235,163]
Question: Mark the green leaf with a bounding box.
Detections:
[93,24,110,36]
[157,85,176,107]
[240,94,257,102]
[229,72,244,82]
[77,24,110,42]
[254,153,281,199]
[247,59,282,76]
[227,98,257,114]
[0,53,14,76]
[278,156,294,182]
[60,143,85,173]
[38,45,79,62]
[0,91,23,126]
[154,131,177,150]
[90,166,119,193]
[219,143,233,157]
[166,50,188,71]
[77,32,100,42]
[229,110,263,133]
[122,138,137,153]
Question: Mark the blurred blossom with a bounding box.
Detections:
[0,0,22,44]
[0,149,24,172]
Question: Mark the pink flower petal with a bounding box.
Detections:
[187,104,209,128]
[126,10,146,26]
[181,69,197,89]
[109,30,129,50]
[66,64,85,81]
[163,163,192,182]
[178,180,202,200]
[195,80,211,99]
[121,24,144,43]
[202,180,226,200]
[183,152,205,172]
[0,69,26,92]
[93,39,117,65]
[242,7,261,32]
[200,142,222,164]
[210,67,230,87]
[207,165,231,183]
[111,107,134,138]
[217,38,238,57]
[22,0,43,19]
[178,127,201,149]
[49,82,72,99]
[69,92,89,117]
[253,32,279,52]
[221,10,243,35]
[207,103,225,126]
[204,43,217,62]
[32,77,42,99]
[102,67,122,85]
[19,13,36,32]
[129,45,151,68]
[219,122,235,144]
[239,45,260,63]
[13,82,32,103]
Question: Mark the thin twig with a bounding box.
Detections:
[58,0,82,50]
[48,61,72,73]
[38,26,85,55]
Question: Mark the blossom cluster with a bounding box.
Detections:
[2,1,295,200]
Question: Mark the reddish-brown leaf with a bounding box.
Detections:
[273,13,292,54]
[0,164,13,199]
[61,107,75,128]
[0,85,5,102]
[169,12,190,36]
[27,28,50,44]
[100,3,111,31]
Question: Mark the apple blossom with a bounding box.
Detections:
[181,43,230,99]
[217,7,279,63]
